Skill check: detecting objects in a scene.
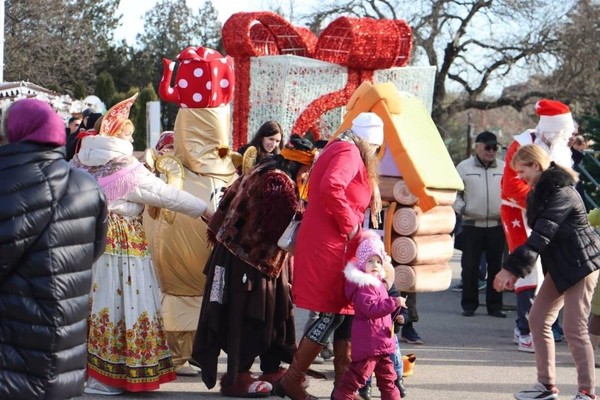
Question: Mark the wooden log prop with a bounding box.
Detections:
[392,205,456,236]
[391,234,454,265]
[395,264,452,292]
[394,264,416,291]
[380,177,455,208]
[391,235,417,265]
[379,177,419,206]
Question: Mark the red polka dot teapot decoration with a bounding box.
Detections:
[158,47,235,108]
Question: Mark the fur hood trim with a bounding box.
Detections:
[538,162,577,188]
[344,261,383,287]
[532,162,577,204]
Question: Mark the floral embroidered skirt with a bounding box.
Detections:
[87,212,176,392]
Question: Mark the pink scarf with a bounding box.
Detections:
[97,162,148,202]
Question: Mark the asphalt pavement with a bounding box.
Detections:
[80,250,585,399]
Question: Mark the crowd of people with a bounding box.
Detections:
[0,94,599,400]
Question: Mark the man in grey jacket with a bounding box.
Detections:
[453,131,506,317]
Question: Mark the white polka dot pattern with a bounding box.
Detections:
[158,46,235,108]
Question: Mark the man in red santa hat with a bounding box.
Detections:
[500,99,575,353]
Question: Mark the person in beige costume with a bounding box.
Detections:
[144,46,237,376]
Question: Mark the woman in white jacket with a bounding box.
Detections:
[70,95,210,395]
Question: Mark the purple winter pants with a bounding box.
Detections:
[333,354,400,400]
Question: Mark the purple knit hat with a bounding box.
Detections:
[355,230,387,272]
[6,99,66,146]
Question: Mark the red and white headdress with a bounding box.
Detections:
[99,93,138,137]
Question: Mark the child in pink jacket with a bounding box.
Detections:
[332,230,403,400]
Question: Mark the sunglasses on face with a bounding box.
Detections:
[484,145,498,152]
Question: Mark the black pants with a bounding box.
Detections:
[305,312,347,345]
[461,225,505,314]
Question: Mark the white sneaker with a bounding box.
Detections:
[514,382,558,399]
[518,334,535,353]
[573,391,596,399]
[84,377,124,396]
[513,327,521,344]
[176,361,201,376]
[312,355,325,364]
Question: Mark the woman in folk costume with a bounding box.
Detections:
[276,112,384,400]
[192,135,316,398]
[70,94,211,395]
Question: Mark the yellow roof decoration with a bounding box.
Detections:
[335,81,463,212]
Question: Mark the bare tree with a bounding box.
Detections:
[301,0,589,135]
[548,0,600,116]
[4,0,120,95]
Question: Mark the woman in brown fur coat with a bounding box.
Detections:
[192,135,315,397]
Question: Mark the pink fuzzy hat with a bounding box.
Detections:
[355,230,387,272]
[6,99,66,146]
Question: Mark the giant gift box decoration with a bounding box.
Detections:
[222,11,426,148]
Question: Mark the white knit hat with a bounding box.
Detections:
[351,112,384,146]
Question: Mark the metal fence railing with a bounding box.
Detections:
[579,150,600,210]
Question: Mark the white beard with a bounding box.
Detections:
[534,134,573,168]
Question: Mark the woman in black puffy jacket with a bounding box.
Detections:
[494,144,600,400]
[0,99,108,400]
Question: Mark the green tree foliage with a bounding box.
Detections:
[4,0,120,96]
[95,71,117,105]
[95,41,139,93]
[73,82,86,99]
[132,84,159,151]
[135,0,223,129]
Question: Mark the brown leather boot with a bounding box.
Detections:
[274,337,323,400]
[333,339,352,385]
